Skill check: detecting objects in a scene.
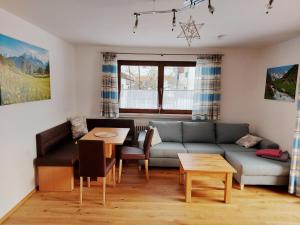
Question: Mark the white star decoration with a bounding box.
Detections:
[177,16,204,47]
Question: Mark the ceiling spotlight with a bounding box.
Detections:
[172,9,177,31]
[208,0,215,14]
[133,13,140,34]
[266,0,274,14]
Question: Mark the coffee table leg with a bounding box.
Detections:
[179,164,184,185]
[224,173,233,204]
[185,172,191,203]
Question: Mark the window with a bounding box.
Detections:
[118,60,196,114]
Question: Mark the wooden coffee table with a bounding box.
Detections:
[178,153,236,203]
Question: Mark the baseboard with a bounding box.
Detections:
[0,189,36,224]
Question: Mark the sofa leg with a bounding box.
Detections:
[87,177,91,188]
[145,160,149,180]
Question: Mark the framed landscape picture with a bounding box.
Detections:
[264,64,299,102]
[0,34,50,106]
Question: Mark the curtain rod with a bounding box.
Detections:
[100,52,224,57]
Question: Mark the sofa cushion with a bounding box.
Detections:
[184,143,224,155]
[225,151,290,176]
[149,121,182,142]
[150,142,187,158]
[216,123,249,144]
[182,122,215,143]
[35,141,78,166]
[219,144,257,153]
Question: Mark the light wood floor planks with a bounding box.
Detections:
[3,165,300,225]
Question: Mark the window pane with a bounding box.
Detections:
[163,66,195,110]
[120,65,158,109]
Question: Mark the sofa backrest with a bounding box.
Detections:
[149,121,182,142]
[36,121,73,157]
[86,118,135,138]
[216,123,249,144]
[182,121,215,143]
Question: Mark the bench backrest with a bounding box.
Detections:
[36,121,73,157]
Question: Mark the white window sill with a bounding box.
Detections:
[119,113,192,119]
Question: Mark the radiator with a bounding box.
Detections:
[135,124,149,135]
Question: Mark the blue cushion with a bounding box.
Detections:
[182,122,215,143]
[150,142,187,158]
[216,123,249,144]
[149,121,182,142]
[184,143,224,155]
[225,151,290,176]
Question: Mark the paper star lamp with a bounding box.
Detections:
[177,16,204,46]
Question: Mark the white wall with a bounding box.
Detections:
[74,45,259,125]
[0,9,77,218]
[248,36,300,152]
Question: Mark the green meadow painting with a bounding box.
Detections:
[0,34,50,106]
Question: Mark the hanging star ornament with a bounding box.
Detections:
[177,16,204,47]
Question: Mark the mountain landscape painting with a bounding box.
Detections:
[264,64,299,102]
[0,34,50,106]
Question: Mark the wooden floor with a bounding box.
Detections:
[3,164,300,225]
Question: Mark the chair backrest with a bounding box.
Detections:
[143,128,154,159]
[78,140,106,178]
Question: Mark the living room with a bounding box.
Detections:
[0,0,300,224]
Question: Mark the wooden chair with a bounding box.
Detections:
[118,128,154,183]
[78,140,116,205]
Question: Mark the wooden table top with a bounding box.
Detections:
[178,153,236,173]
[80,127,130,145]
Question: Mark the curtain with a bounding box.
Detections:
[100,52,119,118]
[289,99,300,196]
[192,54,222,120]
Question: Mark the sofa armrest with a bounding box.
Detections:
[138,131,146,149]
[257,138,279,149]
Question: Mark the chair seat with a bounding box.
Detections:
[121,146,145,160]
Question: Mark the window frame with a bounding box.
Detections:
[118,60,196,114]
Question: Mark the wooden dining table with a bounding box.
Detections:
[80,127,130,157]
[80,127,130,184]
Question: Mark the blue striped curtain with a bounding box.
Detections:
[289,100,300,196]
[100,52,119,118]
[192,54,222,120]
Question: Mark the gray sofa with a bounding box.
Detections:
[138,121,290,188]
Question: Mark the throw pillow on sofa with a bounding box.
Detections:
[236,134,262,148]
[149,126,162,146]
[69,116,88,139]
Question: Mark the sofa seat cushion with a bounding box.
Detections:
[182,122,215,143]
[149,121,182,142]
[219,144,257,153]
[225,151,290,176]
[183,143,224,155]
[35,141,78,167]
[150,142,187,158]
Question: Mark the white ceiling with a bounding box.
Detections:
[1,0,300,48]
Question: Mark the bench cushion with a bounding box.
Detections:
[35,141,78,167]
[149,121,182,142]
[182,122,215,143]
[150,142,187,158]
[216,123,249,144]
[184,143,224,155]
[225,151,290,176]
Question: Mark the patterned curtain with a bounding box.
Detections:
[192,54,222,120]
[289,99,300,196]
[100,52,119,118]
